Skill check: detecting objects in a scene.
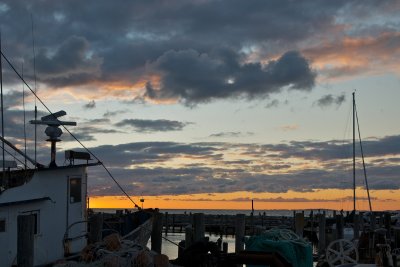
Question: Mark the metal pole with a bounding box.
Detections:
[352,92,356,212]
[0,32,5,176]
[31,14,38,166]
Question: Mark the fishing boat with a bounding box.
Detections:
[0,49,154,266]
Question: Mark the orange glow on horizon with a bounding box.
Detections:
[89,189,400,211]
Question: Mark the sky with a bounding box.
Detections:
[0,0,399,211]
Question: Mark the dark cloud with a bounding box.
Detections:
[103,110,127,118]
[209,132,254,138]
[35,36,102,86]
[64,126,122,142]
[86,142,219,167]
[115,119,191,133]
[83,100,96,109]
[145,50,316,105]
[76,134,400,196]
[265,99,280,109]
[315,93,346,108]
[0,0,397,105]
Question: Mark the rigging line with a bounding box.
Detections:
[0,144,30,169]
[0,49,141,209]
[352,92,356,212]
[22,62,27,168]
[162,236,185,249]
[0,31,5,175]
[355,102,373,212]
[31,14,38,166]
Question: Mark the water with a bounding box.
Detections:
[94,208,339,218]
[147,232,236,260]
[91,208,342,260]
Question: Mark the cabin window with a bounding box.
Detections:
[70,177,82,203]
[0,219,5,232]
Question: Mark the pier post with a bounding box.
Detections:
[394,228,400,250]
[295,212,304,237]
[17,214,35,267]
[235,214,246,253]
[310,211,314,244]
[193,213,205,242]
[88,213,103,243]
[318,212,326,256]
[151,212,163,254]
[359,212,364,232]
[354,212,360,239]
[185,225,193,248]
[335,214,344,239]
[223,242,228,253]
[164,212,169,236]
[371,212,376,230]
[292,211,296,230]
[385,213,391,240]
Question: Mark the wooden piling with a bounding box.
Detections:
[88,213,103,243]
[370,212,376,230]
[294,212,304,237]
[310,211,314,243]
[335,214,344,239]
[151,212,163,254]
[193,213,205,242]
[164,212,169,236]
[394,227,400,250]
[235,214,246,253]
[17,214,35,267]
[354,212,360,239]
[185,225,193,248]
[172,214,176,233]
[223,242,228,253]
[318,212,326,256]
[384,213,391,240]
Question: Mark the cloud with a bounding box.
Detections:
[145,50,316,105]
[265,99,280,109]
[0,0,398,103]
[83,100,96,109]
[279,125,299,132]
[73,134,400,196]
[35,36,102,87]
[209,132,254,138]
[115,119,191,133]
[103,110,128,118]
[304,33,400,79]
[315,93,346,108]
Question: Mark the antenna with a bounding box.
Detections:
[22,62,27,168]
[30,110,76,167]
[31,14,38,167]
[0,31,5,176]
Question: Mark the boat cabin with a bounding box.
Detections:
[0,111,97,266]
[0,164,90,266]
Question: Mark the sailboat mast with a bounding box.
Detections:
[352,92,356,213]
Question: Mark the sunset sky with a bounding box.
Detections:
[0,0,399,211]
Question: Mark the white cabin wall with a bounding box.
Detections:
[0,165,88,266]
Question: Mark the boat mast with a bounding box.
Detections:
[0,32,5,175]
[31,14,38,167]
[352,92,356,213]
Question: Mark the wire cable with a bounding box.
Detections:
[355,102,373,212]
[0,49,140,209]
